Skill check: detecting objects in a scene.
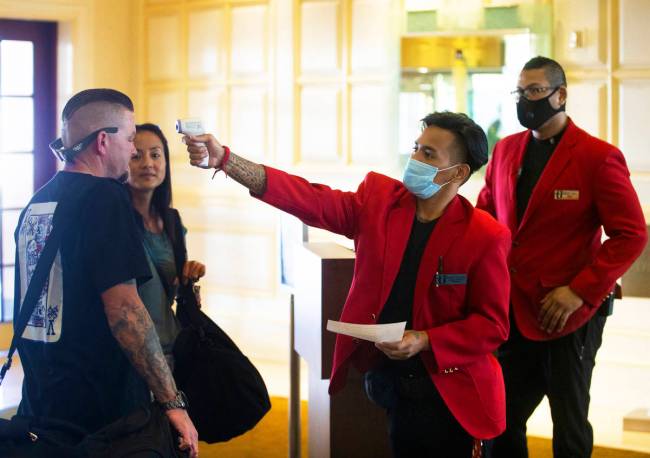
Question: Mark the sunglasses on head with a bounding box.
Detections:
[49,127,119,162]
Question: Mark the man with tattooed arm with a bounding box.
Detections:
[13,89,198,457]
[183,112,510,457]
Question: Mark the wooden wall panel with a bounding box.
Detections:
[566,80,606,139]
[146,14,182,80]
[188,8,226,79]
[231,4,268,75]
[553,0,606,68]
[295,0,399,169]
[350,84,392,164]
[146,90,183,151]
[619,79,650,172]
[619,0,650,67]
[186,230,276,295]
[300,86,340,162]
[300,1,339,74]
[230,86,267,161]
[350,0,392,73]
[187,87,227,138]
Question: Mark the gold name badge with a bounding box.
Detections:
[554,190,580,200]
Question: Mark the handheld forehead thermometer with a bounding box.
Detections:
[176,118,209,168]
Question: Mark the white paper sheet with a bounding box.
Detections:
[326,320,406,343]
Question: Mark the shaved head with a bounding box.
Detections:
[60,88,134,148]
[58,88,137,180]
[63,102,130,147]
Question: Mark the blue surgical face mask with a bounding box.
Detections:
[402,157,459,199]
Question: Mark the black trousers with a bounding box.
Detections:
[366,370,475,458]
[493,313,606,458]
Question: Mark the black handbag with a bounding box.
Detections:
[172,280,272,443]
[166,208,271,443]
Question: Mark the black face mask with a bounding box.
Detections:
[516,87,565,130]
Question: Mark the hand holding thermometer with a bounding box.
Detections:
[176,118,210,168]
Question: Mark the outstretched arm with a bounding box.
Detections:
[185,133,367,238]
[185,134,267,195]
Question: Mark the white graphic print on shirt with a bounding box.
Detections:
[18,202,63,343]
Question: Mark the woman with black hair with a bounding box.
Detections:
[128,123,206,369]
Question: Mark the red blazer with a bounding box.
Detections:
[258,166,511,439]
[477,119,647,340]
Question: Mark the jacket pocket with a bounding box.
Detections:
[428,282,467,322]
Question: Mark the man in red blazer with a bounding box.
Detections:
[184,112,510,457]
[477,56,648,458]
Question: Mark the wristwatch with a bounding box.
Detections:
[159,391,189,411]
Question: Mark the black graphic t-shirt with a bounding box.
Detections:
[14,171,152,433]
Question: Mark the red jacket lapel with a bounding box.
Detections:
[413,197,467,324]
[501,132,529,234]
[379,192,416,309]
[518,119,579,231]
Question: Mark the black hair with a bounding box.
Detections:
[421,111,488,176]
[522,56,567,87]
[62,88,134,121]
[133,123,177,245]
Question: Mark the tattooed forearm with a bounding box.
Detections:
[107,300,177,403]
[223,153,267,195]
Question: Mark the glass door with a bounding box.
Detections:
[0,19,57,322]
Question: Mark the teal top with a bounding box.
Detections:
[139,230,181,354]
